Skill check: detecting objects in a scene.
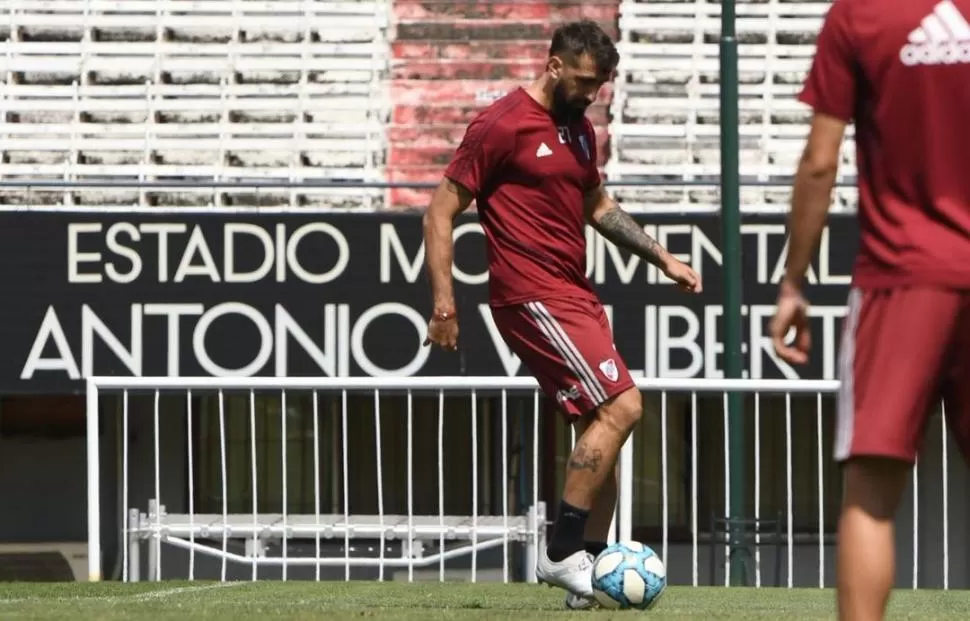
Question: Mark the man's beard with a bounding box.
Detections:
[552,82,589,123]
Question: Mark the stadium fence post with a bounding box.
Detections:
[85,378,102,582]
[719,0,748,588]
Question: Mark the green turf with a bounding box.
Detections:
[0,582,967,620]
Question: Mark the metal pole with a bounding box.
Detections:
[719,0,747,587]
[86,380,102,582]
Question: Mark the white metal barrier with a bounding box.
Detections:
[85,376,957,588]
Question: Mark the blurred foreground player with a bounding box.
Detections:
[770,1,970,619]
[422,20,701,609]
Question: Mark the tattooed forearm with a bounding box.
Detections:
[568,444,604,473]
[594,207,670,268]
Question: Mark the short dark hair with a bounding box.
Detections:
[549,19,619,76]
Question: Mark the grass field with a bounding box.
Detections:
[1,582,969,620]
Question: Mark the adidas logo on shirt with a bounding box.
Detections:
[900,0,970,66]
[536,143,553,158]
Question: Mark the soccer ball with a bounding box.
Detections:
[591,541,666,610]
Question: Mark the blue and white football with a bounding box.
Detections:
[591,541,666,610]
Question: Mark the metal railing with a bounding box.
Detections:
[0,178,859,214]
[84,375,958,587]
[0,179,856,190]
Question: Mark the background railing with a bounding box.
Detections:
[0,178,859,214]
[85,375,960,589]
[0,179,858,189]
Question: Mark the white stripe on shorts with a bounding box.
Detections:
[834,287,863,461]
[526,301,608,404]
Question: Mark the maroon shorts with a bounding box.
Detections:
[490,297,636,418]
[835,287,970,464]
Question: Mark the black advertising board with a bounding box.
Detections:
[0,211,858,394]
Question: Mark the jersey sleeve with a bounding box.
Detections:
[444,112,516,196]
[798,0,857,122]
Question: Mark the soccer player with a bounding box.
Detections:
[770,1,970,619]
[422,20,702,609]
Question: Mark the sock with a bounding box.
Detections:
[585,541,608,557]
[547,500,589,562]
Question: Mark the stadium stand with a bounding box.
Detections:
[0,0,391,209]
[607,0,856,212]
[388,0,619,209]
[0,0,852,213]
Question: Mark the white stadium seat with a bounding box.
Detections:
[607,0,857,213]
[2,0,858,212]
[0,0,391,208]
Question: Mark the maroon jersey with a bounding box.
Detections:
[800,0,970,289]
[444,88,601,307]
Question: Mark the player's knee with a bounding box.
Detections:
[841,456,909,521]
[597,388,642,435]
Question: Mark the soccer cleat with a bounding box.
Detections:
[564,592,598,610]
[535,548,595,599]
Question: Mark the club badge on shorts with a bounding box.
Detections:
[599,358,618,382]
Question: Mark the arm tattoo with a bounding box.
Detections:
[594,207,668,267]
[568,444,603,473]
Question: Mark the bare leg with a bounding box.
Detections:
[837,457,908,621]
[586,466,618,544]
[547,388,641,561]
[573,412,619,547]
[562,388,640,509]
